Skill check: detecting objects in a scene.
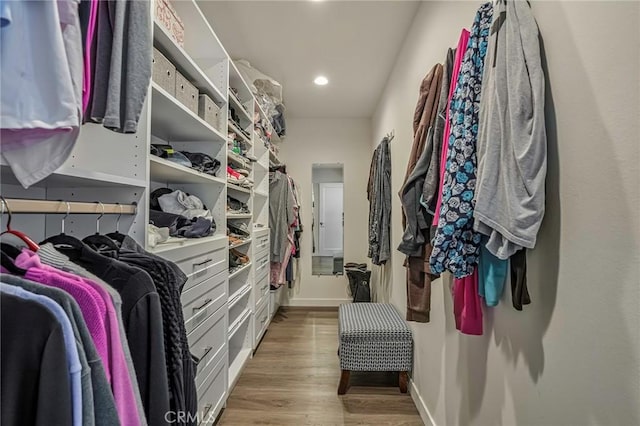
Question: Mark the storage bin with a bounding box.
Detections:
[155,0,184,47]
[198,94,221,129]
[152,47,176,96]
[175,72,199,114]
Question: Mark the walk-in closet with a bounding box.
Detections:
[1,1,638,425]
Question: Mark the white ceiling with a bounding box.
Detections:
[198,1,420,118]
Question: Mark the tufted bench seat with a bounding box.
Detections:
[337,303,413,394]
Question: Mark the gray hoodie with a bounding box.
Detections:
[474,0,547,259]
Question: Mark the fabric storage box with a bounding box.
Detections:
[176,72,199,114]
[152,47,176,95]
[155,0,184,47]
[198,94,221,128]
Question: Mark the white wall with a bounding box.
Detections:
[280,118,371,306]
[372,1,640,425]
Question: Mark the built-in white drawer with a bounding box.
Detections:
[197,354,227,425]
[177,246,227,292]
[254,297,269,347]
[254,274,270,309]
[255,251,270,283]
[193,318,227,390]
[253,233,269,257]
[186,276,227,341]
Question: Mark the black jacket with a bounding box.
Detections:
[101,238,197,426]
[56,244,171,426]
[1,293,73,426]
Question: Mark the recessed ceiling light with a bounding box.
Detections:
[314,76,329,86]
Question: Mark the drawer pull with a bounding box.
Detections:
[193,258,213,267]
[203,403,213,417]
[194,298,213,312]
[260,317,267,324]
[202,346,213,359]
[261,284,268,292]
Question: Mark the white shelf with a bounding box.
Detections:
[227,183,252,194]
[0,163,146,189]
[228,347,252,392]
[269,149,282,165]
[229,92,253,124]
[254,190,268,198]
[228,121,253,146]
[229,238,252,249]
[228,284,251,309]
[228,308,251,338]
[149,234,226,255]
[229,262,252,280]
[227,213,252,219]
[150,156,226,185]
[227,152,252,169]
[153,21,225,103]
[150,83,225,143]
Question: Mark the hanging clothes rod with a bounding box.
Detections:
[0,198,137,215]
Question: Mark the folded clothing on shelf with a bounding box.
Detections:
[151,144,192,168]
[157,189,213,221]
[180,151,221,176]
[149,210,213,238]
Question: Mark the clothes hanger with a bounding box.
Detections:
[0,249,26,275]
[82,201,120,252]
[0,196,40,251]
[106,203,127,245]
[40,201,86,250]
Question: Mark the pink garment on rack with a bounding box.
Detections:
[453,270,483,335]
[15,250,142,426]
[432,28,471,227]
[83,0,98,113]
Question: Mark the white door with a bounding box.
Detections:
[319,183,343,255]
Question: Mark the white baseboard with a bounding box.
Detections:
[410,379,437,426]
[284,298,351,307]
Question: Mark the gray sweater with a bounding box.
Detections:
[474,0,547,259]
[89,0,151,133]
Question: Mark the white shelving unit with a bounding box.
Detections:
[1,1,273,423]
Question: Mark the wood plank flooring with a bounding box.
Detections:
[218,308,423,425]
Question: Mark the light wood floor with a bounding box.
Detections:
[218,308,423,425]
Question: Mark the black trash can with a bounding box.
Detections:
[345,268,371,303]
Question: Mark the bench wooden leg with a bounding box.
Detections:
[338,370,350,395]
[399,371,408,393]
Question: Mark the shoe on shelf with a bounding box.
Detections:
[230,248,250,264]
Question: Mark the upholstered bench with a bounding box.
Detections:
[337,303,413,394]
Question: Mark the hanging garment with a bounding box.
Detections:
[510,248,530,310]
[95,240,197,426]
[1,283,83,426]
[39,243,169,426]
[430,2,494,278]
[0,0,83,188]
[422,48,455,216]
[88,0,151,133]
[432,29,470,230]
[14,250,143,426]
[398,64,443,323]
[452,271,483,335]
[269,171,296,263]
[0,292,74,426]
[79,0,99,113]
[477,238,508,307]
[367,137,391,265]
[473,0,547,260]
[1,273,120,426]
